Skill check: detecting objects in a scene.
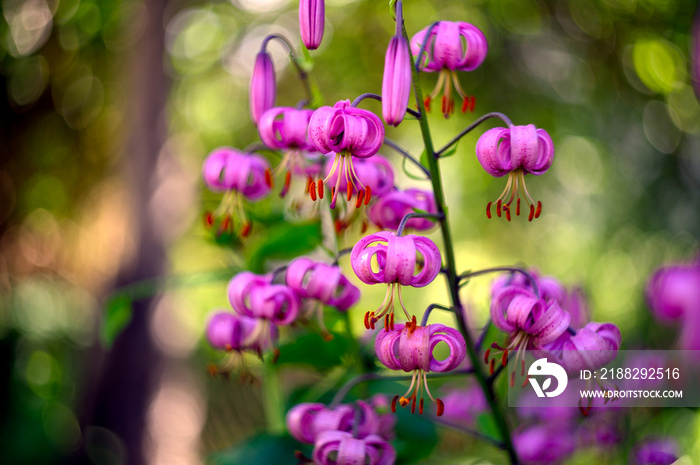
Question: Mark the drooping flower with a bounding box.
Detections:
[285,257,360,338]
[227,272,301,326]
[307,100,385,209]
[249,49,276,124]
[439,383,488,425]
[312,431,396,465]
[351,231,442,329]
[299,0,324,50]
[375,322,466,416]
[410,21,487,117]
[258,106,319,197]
[287,401,380,444]
[205,311,279,379]
[368,188,437,231]
[632,437,679,465]
[544,322,622,374]
[367,394,397,440]
[202,147,271,236]
[382,1,411,126]
[645,259,700,351]
[475,124,554,221]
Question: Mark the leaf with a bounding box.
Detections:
[208,434,305,465]
[439,141,459,159]
[276,331,350,370]
[245,221,322,273]
[419,148,430,170]
[542,377,552,391]
[401,153,428,181]
[100,295,132,349]
[476,413,503,442]
[393,408,438,461]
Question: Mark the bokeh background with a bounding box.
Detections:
[0,0,699,463]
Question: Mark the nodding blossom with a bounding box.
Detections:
[299,0,324,50]
[227,272,301,326]
[205,311,279,379]
[286,401,383,444]
[486,286,570,386]
[249,49,276,124]
[410,21,487,117]
[645,259,700,351]
[202,147,271,237]
[543,322,621,374]
[368,188,437,231]
[285,257,360,339]
[351,231,441,330]
[375,322,466,416]
[382,1,411,126]
[258,106,318,197]
[312,431,396,465]
[475,124,554,221]
[307,100,385,209]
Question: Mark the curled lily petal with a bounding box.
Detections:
[313,431,395,465]
[645,263,700,321]
[308,100,384,159]
[374,324,403,370]
[286,257,360,311]
[248,284,301,325]
[287,403,326,444]
[428,324,467,372]
[476,125,554,177]
[258,107,315,151]
[559,322,621,372]
[410,21,487,73]
[490,286,534,333]
[205,312,278,352]
[202,148,271,200]
[228,272,272,316]
[351,232,441,287]
[369,189,437,231]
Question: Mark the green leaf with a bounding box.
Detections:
[419,148,430,169]
[401,153,428,181]
[245,221,322,273]
[393,408,438,461]
[276,331,350,370]
[476,413,503,442]
[208,434,305,465]
[100,295,132,349]
[439,141,460,159]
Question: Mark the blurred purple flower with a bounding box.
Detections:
[382,1,411,126]
[299,0,324,50]
[307,100,385,208]
[368,188,437,231]
[287,401,380,444]
[206,311,278,353]
[544,322,622,374]
[633,437,679,465]
[249,50,276,124]
[439,384,488,425]
[410,21,487,117]
[475,124,554,221]
[323,155,395,200]
[312,431,395,465]
[513,424,576,465]
[375,322,466,416]
[227,272,300,326]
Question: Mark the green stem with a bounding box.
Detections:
[263,358,285,434]
[400,17,520,465]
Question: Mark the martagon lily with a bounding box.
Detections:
[382,1,411,127]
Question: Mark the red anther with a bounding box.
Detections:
[280,171,291,197]
[419,398,424,415]
[489,358,495,375]
[516,198,521,216]
[322,332,334,342]
[491,342,501,349]
[441,95,447,115]
[399,397,410,407]
[317,179,324,199]
[470,96,476,112]
[272,348,280,364]
[264,168,274,188]
[411,395,417,414]
[484,348,491,364]
[364,186,372,205]
[331,187,336,201]
[305,176,312,194]
[384,314,390,332]
[390,312,395,330]
[309,181,317,201]
[355,190,365,208]
[347,182,353,202]
[502,350,509,367]
[528,204,535,222]
[486,202,492,219]
[505,206,511,222]
[522,375,530,388]
[364,312,371,329]
[369,317,376,330]
[204,211,214,228]
[224,344,233,352]
[207,363,218,377]
[496,199,502,217]
[424,95,431,112]
[361,220,368,234]
[510,371,516,387]
[334,220,343,233]
[241,222,252,237]
[407,315,417,334]
[436,398,444,417]
[391,395,399,413]
[535,201,542,218]
[221,216,231,231]
[461,96,469,113]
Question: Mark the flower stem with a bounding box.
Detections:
[396,212,443,236]
[261,34,313,106]
[401,18,520,465]
[435,112,513,157]
[383,138,432,179]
